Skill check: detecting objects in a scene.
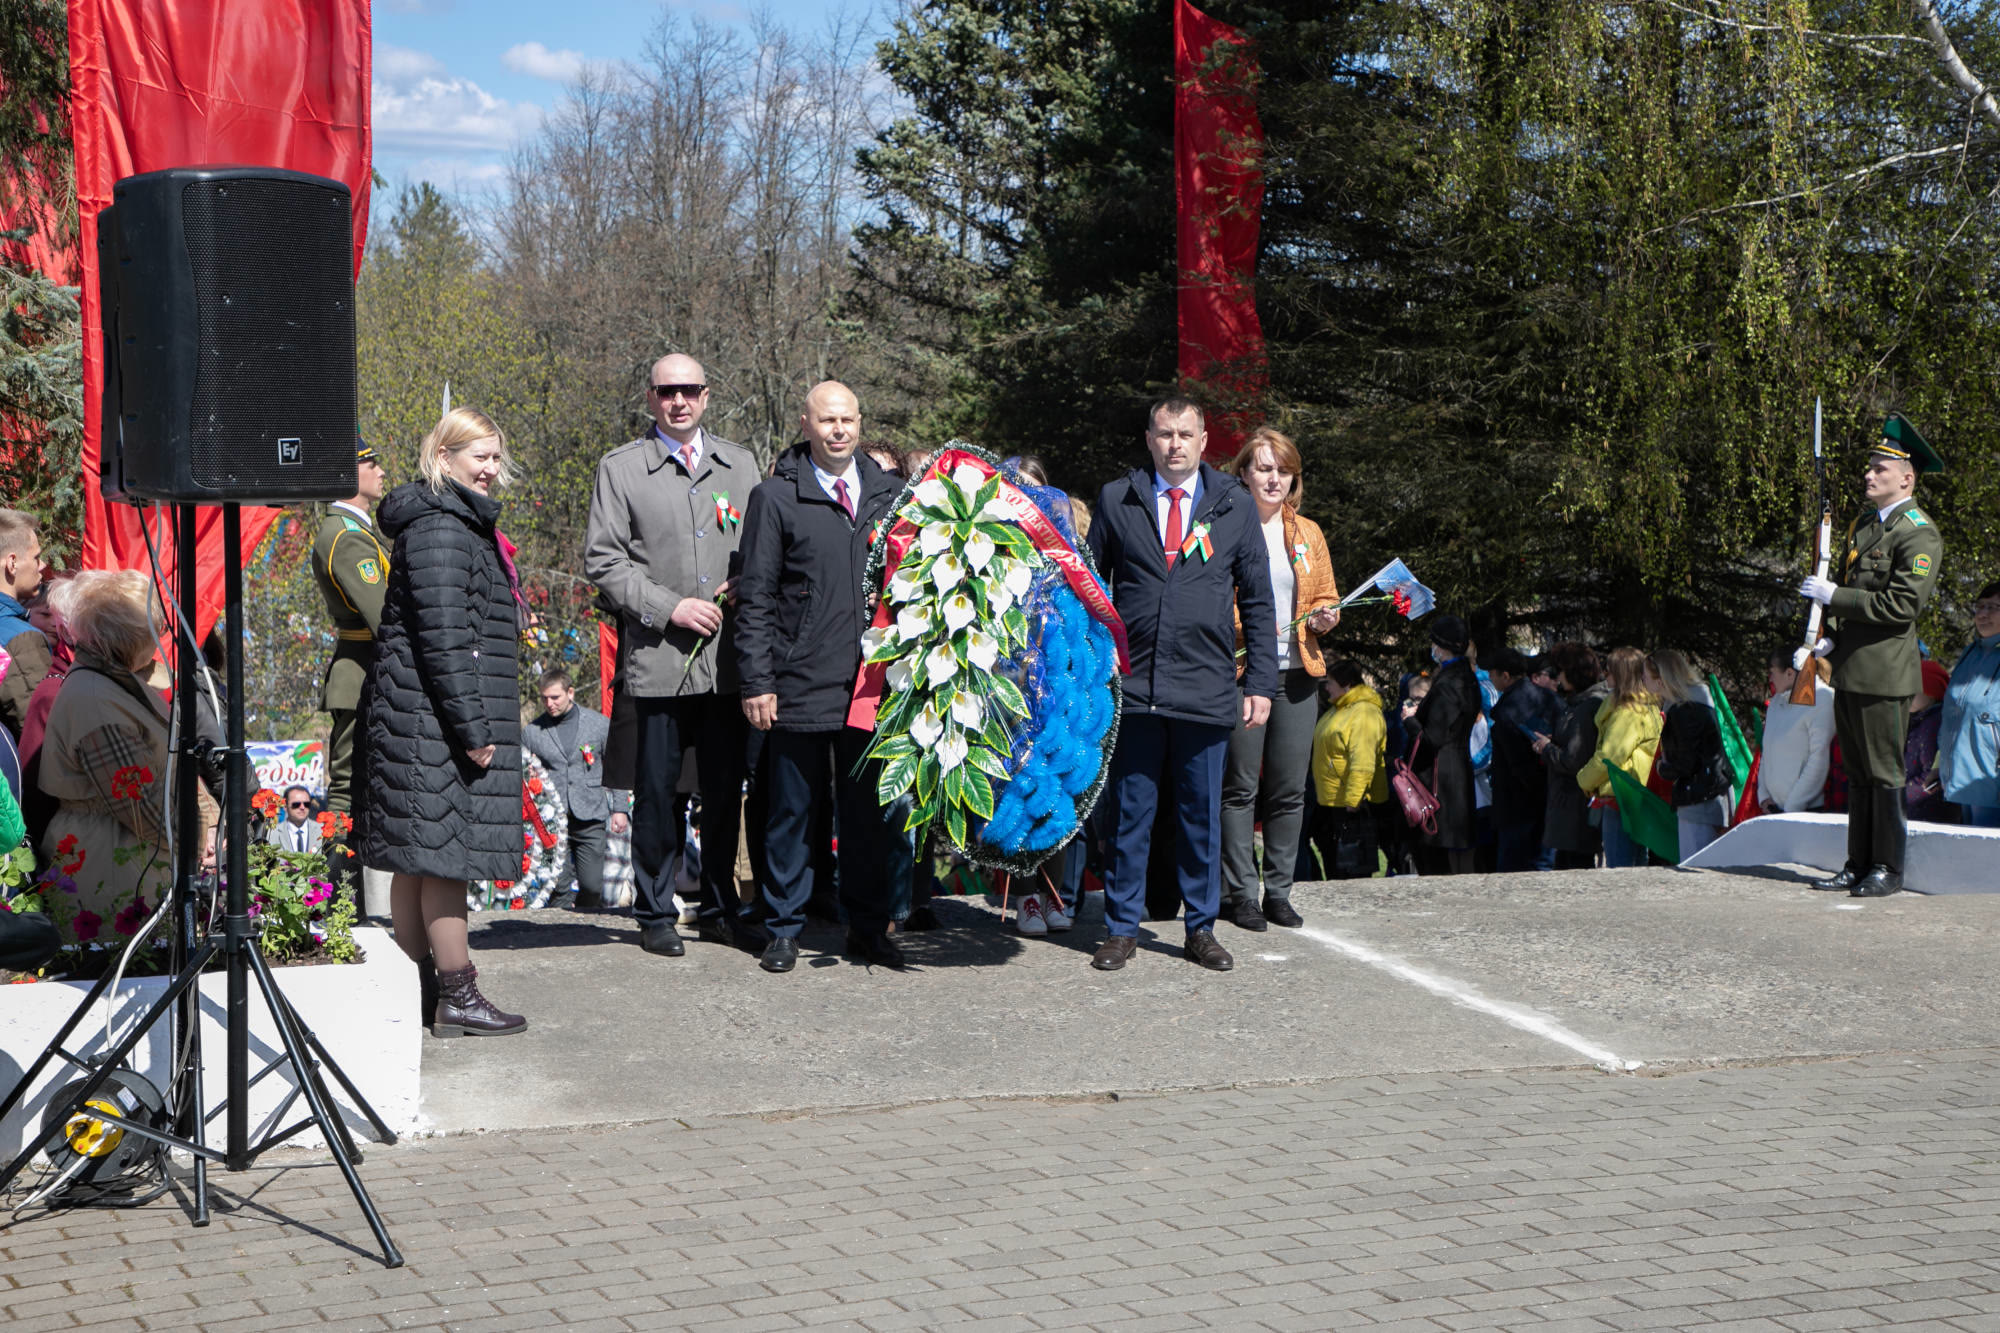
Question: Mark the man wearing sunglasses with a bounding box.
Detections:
[585,354,756,957]
[266,786,323,854]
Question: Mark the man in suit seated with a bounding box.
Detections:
[524,668,620,911]
[266,785,323,854]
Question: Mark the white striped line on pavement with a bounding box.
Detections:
[1296,924,1644,1073]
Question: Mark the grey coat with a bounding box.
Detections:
[523,704,618,822]
[584,427,756,697]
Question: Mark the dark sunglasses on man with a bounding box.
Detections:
[652,383,706,399]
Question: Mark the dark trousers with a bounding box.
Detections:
[631,694,746,932]
[1494,815,1554,872]
[564,813,607,903]
[761,727,891,938]
[1104,714,1228,938]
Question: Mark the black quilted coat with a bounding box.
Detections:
[359,480,522,882]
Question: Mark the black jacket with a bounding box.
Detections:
[1414,657,1481,849]
[1087,464,1277,729]
[1541,680,1610,854]
[734,445,902,732]
[1490,678,1562,826]
[359,480,523,882]
[1656,699,1731,808]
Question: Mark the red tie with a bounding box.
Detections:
[834,477,855,522]
[676,443,695,472]
[1163,487,1185,568]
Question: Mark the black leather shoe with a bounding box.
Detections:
[1228,901,1269,932]
[1851,865,1904,897]
[1817,863,1864,892]
[759,937,799,973]
[1263,897,1304,928]
[1091,936,1138,971]
[903,905,940,932]
[639,923,685,956]
[845,929,907,969]
[695,916,735,945]
[573,888,604,911]
[1184,929,1235,971]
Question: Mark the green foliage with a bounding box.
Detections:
[247,841,359,966]
[0,263,81,561]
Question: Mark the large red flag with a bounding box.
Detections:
[1175,0,1265,461]
[68,0,371,643]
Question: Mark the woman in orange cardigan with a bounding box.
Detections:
[1222,427,1340,929]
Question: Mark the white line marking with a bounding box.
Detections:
[1295,925,1644,1073]
[1256,953,1289,962]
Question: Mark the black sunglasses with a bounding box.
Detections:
[288,800,309,808]
[652,383,707,399]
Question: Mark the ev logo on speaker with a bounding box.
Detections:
[277,437,303,465]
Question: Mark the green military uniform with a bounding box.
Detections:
[1819,415,1944,895]
[312,495,389,816]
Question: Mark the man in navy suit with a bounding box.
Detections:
[1086,398,1278,972]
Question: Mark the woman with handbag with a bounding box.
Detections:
[1310,659,1388,878]
[1646,648,1734,858]
[1219,427,1339,928]
[1577,646,1663,868]
[1413,615,1481,874]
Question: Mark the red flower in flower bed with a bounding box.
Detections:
[55,834,86,876]
[109,765,156,800]
[113,896,151,936]
[315,810,353,839]
[251,788,283,819]
[72,910,103,942]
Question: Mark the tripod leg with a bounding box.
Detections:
[171,501,210,1229]
[245,946,403,1267]
[266,971,399,1145]
[247,947,364,1163]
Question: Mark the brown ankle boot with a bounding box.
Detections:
[432,964,526,1037]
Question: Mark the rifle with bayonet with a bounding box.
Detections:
[1790,397,1832,706]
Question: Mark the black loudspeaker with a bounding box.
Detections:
[98,166,358,504]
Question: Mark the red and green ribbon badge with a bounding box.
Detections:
[713,492,741,531]
[1291,541,1309,573]
[1181,521,1215,563]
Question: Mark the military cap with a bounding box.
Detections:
[1872,414,1943,474]
[355,436,380,464]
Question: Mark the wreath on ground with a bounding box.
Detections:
[470,752,568,911]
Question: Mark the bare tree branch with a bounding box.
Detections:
[1912,0,2000,130]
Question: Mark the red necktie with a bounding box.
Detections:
[676,443,695,472]
[835,477,855,522]
[1163,487,1185,568]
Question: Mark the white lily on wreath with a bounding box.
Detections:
[861,459,1043,849]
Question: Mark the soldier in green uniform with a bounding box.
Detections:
[1797,414,1945,897]
[312,439,390,897]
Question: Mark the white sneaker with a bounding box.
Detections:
[1016,893,1048,936]
[1043,894,1072,932]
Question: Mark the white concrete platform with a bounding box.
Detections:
[1683,810,2000,893]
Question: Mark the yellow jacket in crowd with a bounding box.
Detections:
[1578,693,1662,797]
[1314,683,1389,808]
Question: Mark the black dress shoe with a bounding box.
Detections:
[1263,897,1304,928]
[1228,901,1269,932]
[759,937,799,973]
[1851,865,1904,897]
[695,916,735,945]
[1184,929,1235,971]
[639,923,685,956]
[903,905,940,932]
[1816,862,1864,892]
[547,889,579,911]
[845,929,907,969]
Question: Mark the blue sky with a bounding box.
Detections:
[370,0,889,207]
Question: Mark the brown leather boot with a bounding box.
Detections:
[432,964,526,1037]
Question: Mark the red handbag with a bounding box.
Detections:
[1390,738,1441,835]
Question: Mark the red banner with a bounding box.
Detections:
[1175,0,1265,461]
[69,0,372,644]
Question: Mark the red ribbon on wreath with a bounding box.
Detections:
[847,449,1130,730]
[522,787,558,850]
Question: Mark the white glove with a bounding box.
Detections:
[1799,575,1835,605]
[1791,639,1833,673]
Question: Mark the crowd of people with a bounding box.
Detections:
[2,365,1996,1036]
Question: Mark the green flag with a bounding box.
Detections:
[1707,672,1753,791]
[1606,762,1680,864]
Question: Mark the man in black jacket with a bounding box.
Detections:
[1086,398,1279,973]
[735,382,904,974]
[1485,647,1560,872]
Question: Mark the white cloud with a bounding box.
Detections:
[502,41,591,84]
[371,43,543,154]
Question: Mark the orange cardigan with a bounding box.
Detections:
[1234,508,1339,679]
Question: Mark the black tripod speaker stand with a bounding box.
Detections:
[0,504,403,1267]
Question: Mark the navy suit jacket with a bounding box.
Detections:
[1088,463,1278,729]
